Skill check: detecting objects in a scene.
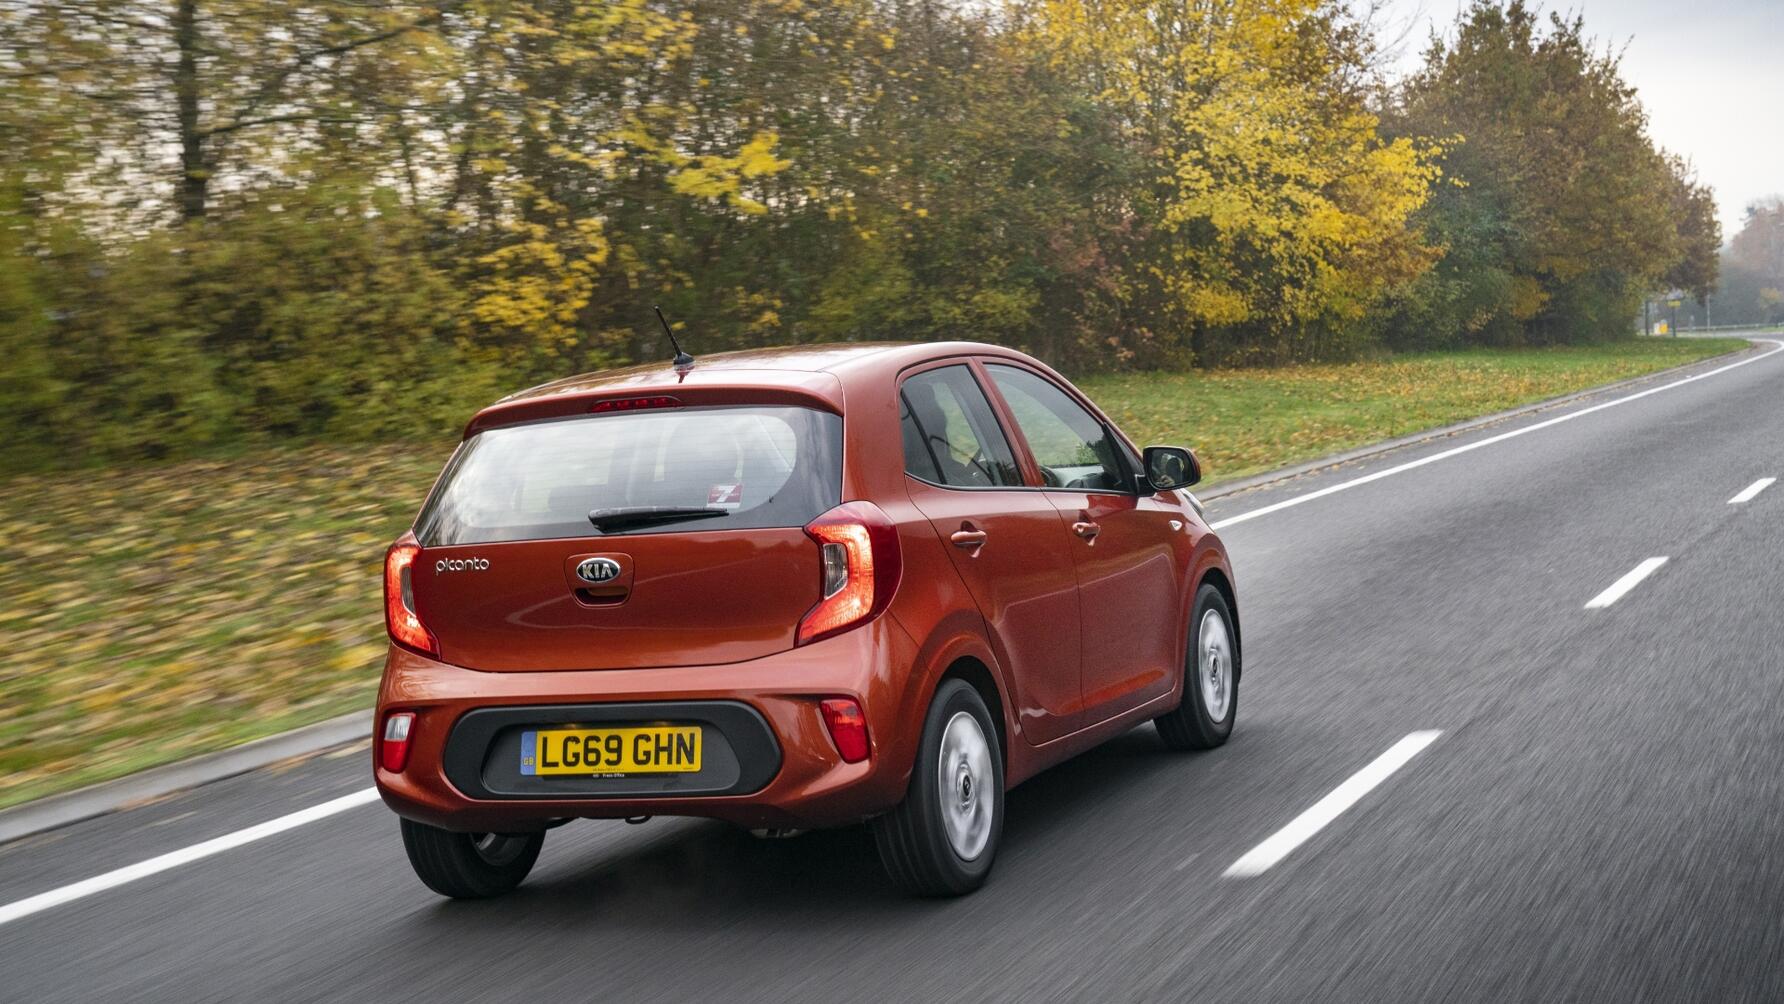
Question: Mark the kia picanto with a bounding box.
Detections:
[375,342,1240,898]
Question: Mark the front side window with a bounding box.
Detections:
[985,365,1130,492]
[899,366,1021,488]
[415,405,842,545]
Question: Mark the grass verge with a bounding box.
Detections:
[1081,338,1750,484]
[0,336,1749,808]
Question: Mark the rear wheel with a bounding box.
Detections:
[1155,583,1238,751]
[400,818,544,899]
[870,679,1003,897]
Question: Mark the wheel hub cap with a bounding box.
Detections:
[937,711,994,861]
[1199,610,1233,723]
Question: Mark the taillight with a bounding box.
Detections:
[384,539,439,657]
[819,698,870,763]
[797,501,902,645]
[379,712,415,772]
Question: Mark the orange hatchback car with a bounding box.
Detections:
[375,342,1240,898]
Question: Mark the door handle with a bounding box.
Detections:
[1071,521,1101,540]
[950,529,988,549]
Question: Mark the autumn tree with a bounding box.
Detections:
[1384,1,1717,345]
[1016,0,1441,365]
[1707,198,1784,326]
[0,0,1715,467]
[6,1,460,225]
[1662,158,1721,306]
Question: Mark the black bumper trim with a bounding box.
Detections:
[443,700,783,800]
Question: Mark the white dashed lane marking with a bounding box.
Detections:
[1584,557,1669,610]
[1728,478,1775,504]
[1224,731,1442,878]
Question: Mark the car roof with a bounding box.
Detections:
[492,340,1024,406]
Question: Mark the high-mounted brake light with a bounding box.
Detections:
[379,712,415,772]
[819,698,871,763]
[384,540,439,657]
[590,395,681,413]
[797,501,902,645]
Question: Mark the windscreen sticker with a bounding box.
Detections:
[707,483,744,509]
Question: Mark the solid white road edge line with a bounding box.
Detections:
[1210,339,1784,531]
[1728,477,1776,504]
[0,787,379,927]
[7,342,1779,926]
[1224,731,1442,878]
[1584,557,1670,610]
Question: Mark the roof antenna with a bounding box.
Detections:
[654,305,695,368]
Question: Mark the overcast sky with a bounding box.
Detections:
[1373,0,1783,239]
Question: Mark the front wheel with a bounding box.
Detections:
[1155,583,1238,751]
[870,679,1004,897]
[400,819,544,899]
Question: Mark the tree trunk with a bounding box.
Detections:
[174,0,206,221]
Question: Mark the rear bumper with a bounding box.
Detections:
[443,700,783,799]
[374,617,920,831]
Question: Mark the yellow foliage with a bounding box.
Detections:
[1510,276,1550,321]
[667,130,791,213]
[1023,0,1441,334]
[472,214,610,354]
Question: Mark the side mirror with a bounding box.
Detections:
[1142,446,1201,491]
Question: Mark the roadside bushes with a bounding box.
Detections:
[0,188,507,468]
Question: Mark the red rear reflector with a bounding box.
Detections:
[379,712,415,772]
[819,699,870,763]
[384,540,439,657]
[590,395,681,413]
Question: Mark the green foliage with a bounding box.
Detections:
[0,0,1725,469]
[1379,2,1719,348]
[0,185,497,468]
[1019,0,1442,368]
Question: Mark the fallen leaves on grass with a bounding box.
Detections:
[0,444,450,806]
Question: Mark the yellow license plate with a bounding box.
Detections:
[520,725,701,776]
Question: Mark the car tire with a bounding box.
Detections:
[400,818,545,899]
[870,679,1004,897]
[1156,583,1238,751]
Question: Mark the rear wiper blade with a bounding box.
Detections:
[587,506,730,533]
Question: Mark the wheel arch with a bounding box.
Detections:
[888,611,1017,788]
[937,656,1009,769]
[1196,566,1241,680]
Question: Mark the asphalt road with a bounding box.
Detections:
[5,339,1784,1002]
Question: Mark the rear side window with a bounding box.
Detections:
[985,365,1131,492]
[900,366,1021,488]
[899,395,945,484]
[416,405,842,545]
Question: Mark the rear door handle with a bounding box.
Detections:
[1071,521,1101,540]
[950,529,988,549]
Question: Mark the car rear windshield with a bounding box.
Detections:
[415,405,843,546]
